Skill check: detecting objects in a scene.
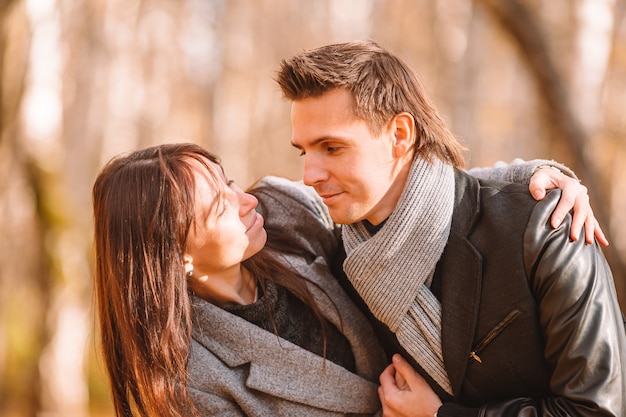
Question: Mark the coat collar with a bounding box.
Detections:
[438,169,483,396]
[191,298,381,414]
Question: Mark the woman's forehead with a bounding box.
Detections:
[188,156,225,181]
[188,157,228,206]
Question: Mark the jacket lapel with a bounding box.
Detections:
[245,343,381,414]
[192,296,381,414]
[439,170,483,396]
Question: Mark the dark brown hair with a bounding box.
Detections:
[92,143,331,417]
[276,40,466,167]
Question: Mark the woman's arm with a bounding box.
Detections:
[467,159,607,245]
[250,176,341,260]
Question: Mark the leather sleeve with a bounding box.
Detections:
[483,190,626,416]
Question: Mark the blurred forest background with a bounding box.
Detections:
[0,0,625,416]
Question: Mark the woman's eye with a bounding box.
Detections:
[216,200,230,217]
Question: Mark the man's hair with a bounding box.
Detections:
[276,40,466,167]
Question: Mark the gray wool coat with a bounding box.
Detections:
[187,176,387,417]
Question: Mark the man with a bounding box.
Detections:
[276,40,625,416]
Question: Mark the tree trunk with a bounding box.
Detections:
[477,0,626,310]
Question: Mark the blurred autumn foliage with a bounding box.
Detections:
[1,0,624,416]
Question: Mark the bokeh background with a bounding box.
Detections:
[1,0,625,416]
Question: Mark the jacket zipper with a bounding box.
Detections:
[469,309,522,364]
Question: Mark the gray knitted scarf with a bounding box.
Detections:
[342,157,455,395]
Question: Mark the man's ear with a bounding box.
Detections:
[391,112,415,159]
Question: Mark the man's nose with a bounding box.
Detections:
[302,155,328,186]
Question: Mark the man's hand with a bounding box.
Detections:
[529,166,608,246]
[378,354,442,417]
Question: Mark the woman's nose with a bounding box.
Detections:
[238,190,258,214]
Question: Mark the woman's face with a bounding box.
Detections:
[184,159,267,277]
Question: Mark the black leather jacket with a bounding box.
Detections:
[337,169,626,416]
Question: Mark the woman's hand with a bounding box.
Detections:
[529,166,608,246]
[378,354,442,417]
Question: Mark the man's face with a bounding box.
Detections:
[290,88,409,225]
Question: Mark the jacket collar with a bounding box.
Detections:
[438,169,483,396]
[191,294,381,414]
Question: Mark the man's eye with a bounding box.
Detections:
[327,146,339,153]
[298,149,306,156]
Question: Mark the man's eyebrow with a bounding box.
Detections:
[291,136,340,149]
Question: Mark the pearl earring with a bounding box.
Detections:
[186,267,193,278]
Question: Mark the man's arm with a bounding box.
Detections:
[513,191,625,416]
[467,159,608,246]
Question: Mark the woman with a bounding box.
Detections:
[93,143,386,417]
[92,143,598,417]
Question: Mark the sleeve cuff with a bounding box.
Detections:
[437,402,481,417]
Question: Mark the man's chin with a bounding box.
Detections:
[327,209,359,225]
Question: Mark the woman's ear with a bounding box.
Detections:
[391,112,415,159]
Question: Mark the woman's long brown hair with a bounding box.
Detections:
[92,143,333,417]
